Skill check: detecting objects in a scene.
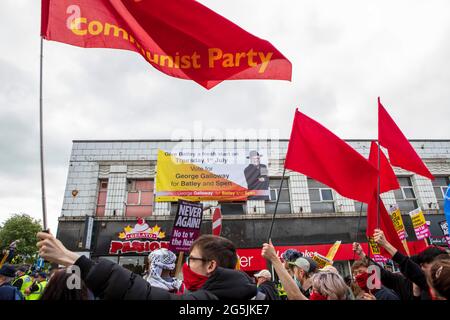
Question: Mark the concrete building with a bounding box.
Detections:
[56,139,450,276]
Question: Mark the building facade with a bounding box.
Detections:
[57,139,450,276]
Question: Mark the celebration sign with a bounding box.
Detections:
[155,149,270,202]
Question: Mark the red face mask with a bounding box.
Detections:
[182,263,209,291]
[309,290,328,300]
[355,272,369,292]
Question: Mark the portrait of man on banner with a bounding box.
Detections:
[244,150,269,200]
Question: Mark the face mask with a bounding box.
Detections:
[182,263,209,291]
[309,290,328,300]
[355,272,369,292]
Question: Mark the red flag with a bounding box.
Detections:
[378,98,434,180]
[41,0,292,89]
[212,207,222,237]
[368,141,400,194]
[285,109,378,203]
[366,193,407,256]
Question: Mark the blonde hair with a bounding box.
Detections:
[311,271,349,300]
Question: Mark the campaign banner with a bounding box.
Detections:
[439,220,450,248]
[368,237,387,263]
[169,200,204,253]
[409,208,431,240]
[155,149,270,202]
[388,204,407,241]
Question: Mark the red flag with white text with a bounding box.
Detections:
[41,0,292,89]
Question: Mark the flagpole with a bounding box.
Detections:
[267,167,286,242]
[39,36,48,231]
[377,141,381,229]
[353,202,364,261]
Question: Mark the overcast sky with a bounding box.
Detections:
[1,0,449,233]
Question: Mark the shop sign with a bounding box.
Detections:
[109,218,169,254]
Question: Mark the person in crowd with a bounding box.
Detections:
[262,240,318,300]
[288,256,318,298]
[309,270,350,300]
[25,271,48,300]
[253,269,281,300]
[40,268,93,300]
[426,256,450,300]
[0,264,23,300]
[37,232,257,300]
[373,228,448,299]
[12,265,33,297]
[351,259,399,300]
[145,248,183,293]
[281,248,303,275]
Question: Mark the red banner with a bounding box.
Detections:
[41,0,292,89]
[237,241,430,271]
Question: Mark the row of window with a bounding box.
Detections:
[95,175,450,216]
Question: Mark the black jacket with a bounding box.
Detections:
[369,251,431,300]
[257,280,281,300]
[373,286,400,300]
[75,256,257,300]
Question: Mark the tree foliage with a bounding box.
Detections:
[0,214,42,261]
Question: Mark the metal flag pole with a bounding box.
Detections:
[39,36,48,231]
[377,141,381,229]
[267,167,286,242]
[353,202,364,261]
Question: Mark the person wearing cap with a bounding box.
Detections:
[0,264,23,300]
[262,240,316,300]
[281,249,303,275]
[288,256,318,298]
[12,265,33,297]
[25,271,48,300]
[253,269,280,300]
[244,150,269,200]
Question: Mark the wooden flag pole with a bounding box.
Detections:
[175,251,184,278]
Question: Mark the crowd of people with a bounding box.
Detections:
[0,229,449,300]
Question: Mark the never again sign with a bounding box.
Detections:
[169,200,204,253]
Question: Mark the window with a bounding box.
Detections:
[221,202,246,215]
[266,177,291,214]
[354,201,368,213]
[393,177,418,212]
[433,176,449,212]
[96,179,108,217]
[125,180,154,217]
[308,179,335,213]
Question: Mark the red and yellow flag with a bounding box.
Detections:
[41,0,292,89]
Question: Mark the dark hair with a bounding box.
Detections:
[351,260,369,273]
[40,269,90,300]
[427,258,450,300]
[190,235,237,269]
[415,246,447,265]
